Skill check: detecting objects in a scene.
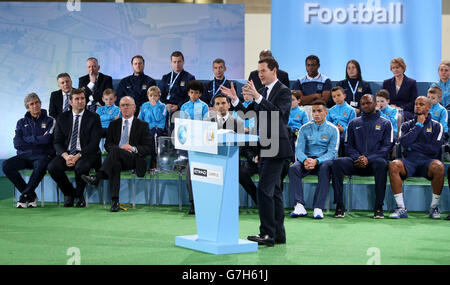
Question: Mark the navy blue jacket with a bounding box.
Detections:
[13,109,55,157]
[399,114,444,160]
[201,78,236,106]
[159,70,196,108]
[335,79,372,110]
[382,75,418,114]
[345,110,393,161]
[115,73,156,108]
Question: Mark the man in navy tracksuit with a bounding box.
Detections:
[2,93,55,208]
[389,96,445,219]
[331,95,393,219]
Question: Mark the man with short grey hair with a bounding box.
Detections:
[2,93,55,208]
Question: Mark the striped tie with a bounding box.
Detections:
[69,115,80,155]
[119,119,129,146]
[64,94,70,112]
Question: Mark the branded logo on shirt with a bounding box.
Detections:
[357,87,363,92]
[317,84,323,91]
[41,123,46,128]
[180,81,185,87]
[344,112,348,117]
[375,124,381,130]
[142,84,147,90]
[426,127,432,133]
[322,135,328,140]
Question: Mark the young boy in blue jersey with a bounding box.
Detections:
[326,86,356,156]
[288,93,309,160]
[179,80,209,215]
[96,89,120,138]
[180,80,209,121]
[427,86,448,139]
[139,86,167,169]
[376,89,399,138]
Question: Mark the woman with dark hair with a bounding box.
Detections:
[382,57,418,122]
[335,59,372,115]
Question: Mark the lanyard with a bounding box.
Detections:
[347,80,359,102]
[213,78,226,96]
[167,72,181,100]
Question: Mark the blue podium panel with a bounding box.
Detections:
[175,133,259,255]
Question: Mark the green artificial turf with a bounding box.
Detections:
[1,177,450,265]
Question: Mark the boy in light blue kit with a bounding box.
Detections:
[376,89,399,138]
[326,86,356,156]
[233,91,256,133]
[138,86,167,168]
[180,80,209,121]
[96,89,120,138]
[139,86,167,138]
[288,92,309,160]
[179,80,209,215]
[427,86,448,139]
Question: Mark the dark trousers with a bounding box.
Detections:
[288,160,333,209]
[331,157,388,209]
[48,154,99,199]
[100,147,137,201]
[257,157,287,240]
[150,127,164,168]
[2,155,50,198]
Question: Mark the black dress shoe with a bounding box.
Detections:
[275,238,286,244]
[76,196,86,208]
[247,234,275,247]
[64,196,74,207]
[81,174,99,187]
[110,200,120,212]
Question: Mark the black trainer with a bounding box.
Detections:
[333,208,345,218]
[374,208,384,219]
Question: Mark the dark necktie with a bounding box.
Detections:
[69,115,80,155]
[64,94,70,112]
[261,87,268,99]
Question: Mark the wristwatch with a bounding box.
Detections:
[132,146,137,153]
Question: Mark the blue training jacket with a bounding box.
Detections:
[13,109,55,157]
[429,103,448,133]
[296,120,340,164]
[289,106,309,131]
[326,102,356,133]
[345,110,393,162]
[399,114,444,160]
[379,105,399,136]
[96,105,120,129]
[180,99,209,120]
[138,101,167,130]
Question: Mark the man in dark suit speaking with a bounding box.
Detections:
[82,96,153,212]
[221,57,292,247]
[47,88,102,207]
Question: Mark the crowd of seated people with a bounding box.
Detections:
[3,49,450,231]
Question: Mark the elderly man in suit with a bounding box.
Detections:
[49,73,73,120]
[78,57,113,112]
[47,88,102,207]
[82,96,153,212]
[221,56,292,247]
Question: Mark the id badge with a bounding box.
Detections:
[350,101,358,107]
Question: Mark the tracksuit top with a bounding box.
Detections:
[399,114,444,160]
[296,120,339,165]
[288,106,309,131]
[345,110,393,162]
[13,109,55,157]
[429,103,448,133]
[138,101,167,130]
[379,105,399,136]
[180,99,209,120]
[96,105,120,129]
[326,102,356,133]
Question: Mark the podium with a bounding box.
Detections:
[174,125,259,255]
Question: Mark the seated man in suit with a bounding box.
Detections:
[2,93,55,208]
[389,96,445,219]
[49,73,73,120]
[78,57,113,112]
[248,49,290,91]
[82,96,152,212]
[47,88,102,207]
[116,55,156,115]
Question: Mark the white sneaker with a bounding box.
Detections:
[16,201,27,208]
[313,208,324,219]
[290,203,307,217]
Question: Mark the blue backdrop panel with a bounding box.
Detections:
[271,0,441,82]
[0,2,244,159]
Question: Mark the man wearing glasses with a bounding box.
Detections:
[82,96,153,212]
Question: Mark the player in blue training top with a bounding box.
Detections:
[431,60,450,109]
[292,55,332,107]
[96,89,120,138]
[427,86,448,139]
[376,89,399,138]
[326,86,356,156]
